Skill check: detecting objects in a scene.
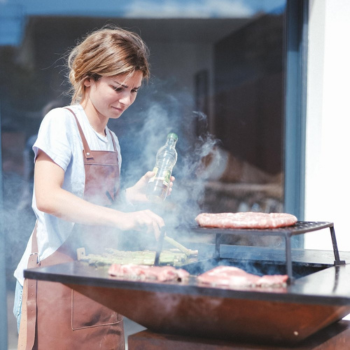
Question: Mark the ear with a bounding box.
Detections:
[83,77,91,87]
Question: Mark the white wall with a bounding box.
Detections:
[305,0,350,252]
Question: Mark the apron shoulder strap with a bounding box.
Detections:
[65,107,94,160]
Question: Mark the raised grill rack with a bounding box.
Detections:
[191,221,346,282]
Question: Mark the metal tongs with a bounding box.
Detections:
[154,227,166,266]
[154,227,198,265]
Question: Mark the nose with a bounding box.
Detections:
[119,91,134,107]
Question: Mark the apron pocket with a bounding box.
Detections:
[71,289,122,330]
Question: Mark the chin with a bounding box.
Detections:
[110,113,123,119]
[109,108,124,119]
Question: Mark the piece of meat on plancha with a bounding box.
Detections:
[197,266,288,288]
[108,264,189,282]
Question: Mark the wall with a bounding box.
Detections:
[305,0,350,252]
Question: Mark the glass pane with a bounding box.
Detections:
[0,1,286,348]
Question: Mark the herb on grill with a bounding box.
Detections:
[78,248,191,267]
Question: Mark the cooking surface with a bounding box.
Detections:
[24,248,350,345]
[24,248,350,306]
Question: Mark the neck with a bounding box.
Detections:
[80,99,108,136]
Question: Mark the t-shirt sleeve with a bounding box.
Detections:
[33,108,74,171]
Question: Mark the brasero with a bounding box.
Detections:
[195,212,297,229]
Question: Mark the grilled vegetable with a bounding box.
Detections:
[79,248,191,267]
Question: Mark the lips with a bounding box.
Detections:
[112,106,124,113]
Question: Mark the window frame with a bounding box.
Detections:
[284,0,309,248]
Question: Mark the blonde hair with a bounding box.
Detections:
[68,27,150,104]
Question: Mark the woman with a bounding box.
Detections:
[14,27,171,349]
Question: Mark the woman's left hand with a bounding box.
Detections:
[125,171,175,204]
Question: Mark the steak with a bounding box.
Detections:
[197,266,288,288]
[195,212,297,229]
[108,264,189,282]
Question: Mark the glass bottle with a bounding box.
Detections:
[147,133,178,202]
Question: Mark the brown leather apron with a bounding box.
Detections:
[21,108,124,350]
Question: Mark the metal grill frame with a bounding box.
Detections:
[190,221,346,282]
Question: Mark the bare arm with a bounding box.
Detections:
[35,150,164,238]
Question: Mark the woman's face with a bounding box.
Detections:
[83,71,143,120]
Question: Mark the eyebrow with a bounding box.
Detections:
[113,80,141,90]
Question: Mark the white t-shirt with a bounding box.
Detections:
[14,104,122,285]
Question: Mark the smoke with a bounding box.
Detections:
[2,76,220,280]
[109,77,219,241]
[2,172,36,287]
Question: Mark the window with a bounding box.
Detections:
[0,1,288,346]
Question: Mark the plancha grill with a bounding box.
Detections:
[24,221,350,347]
[190,221,346,281]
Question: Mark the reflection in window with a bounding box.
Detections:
[1,0,287,242]
[0,0,287,326]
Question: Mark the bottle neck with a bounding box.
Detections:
[166,139,177,148]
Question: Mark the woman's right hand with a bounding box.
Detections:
[35,150,164,240]
[119,210,165,240]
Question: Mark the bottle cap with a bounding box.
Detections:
[167,133,178,142]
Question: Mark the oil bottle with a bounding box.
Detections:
[147,133,178,202]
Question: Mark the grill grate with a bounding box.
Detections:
[190,221,345,282]
[191,221,333,237]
